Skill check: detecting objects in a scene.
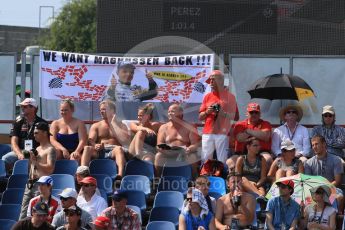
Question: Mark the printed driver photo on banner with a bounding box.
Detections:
[104,61,158,102]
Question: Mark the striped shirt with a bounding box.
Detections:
[311,124,345,158]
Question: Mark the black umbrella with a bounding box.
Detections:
[247,74,315,101]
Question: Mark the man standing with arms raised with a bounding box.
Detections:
[199,70,238,164]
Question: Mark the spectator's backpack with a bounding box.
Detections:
[200,159,224,177]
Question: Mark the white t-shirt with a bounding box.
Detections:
[305,204,336,228]
[77,193,108,220]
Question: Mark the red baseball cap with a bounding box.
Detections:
[80,176,97,186]
[205,70,224,84]
[247,102,260,112]
[276,179,294,194]
[94,216,110,228]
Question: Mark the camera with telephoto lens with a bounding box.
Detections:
[211,103,221,113]
[232,195,241,207]
[23,149,38,159]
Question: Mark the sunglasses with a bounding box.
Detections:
[65,211,77,217]
[315,190,324,195]
[60,197,71,201]
[196,182,210,187]
[286,110,297,115]
[323,114,334,118]
[82,184,95,187]
[249,111,259,114]
[186,197,193,202]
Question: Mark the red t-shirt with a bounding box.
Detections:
[200,89,238,135]
[233,118,272,153]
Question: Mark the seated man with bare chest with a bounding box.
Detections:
[154,103,200,178]
[81,100,124,167]
[215,172,256,229]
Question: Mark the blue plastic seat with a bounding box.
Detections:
[146,221,175,230]
[123,190,146,212]
[208,176,226,195]
[7,174,28,189]
[12,159,28,175]
[127,205,142,223]
[120,175,151,197]
[51,174,75,190]
[0,219,17,229]
[209,191,222,200]
[53,160,78,175]
[92,174,113,195]
[1,188,24,204]
[99,189,108,203]
[162,164,192,181]
[149,207,179,227]
[153,191,184,211]
[157,176,189,195]
[0,160,6,178]
[89,159,117,180]
[52,189,63,198]
[125,159,154,180]
[0,204,21,221]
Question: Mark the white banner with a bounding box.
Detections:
[39,50,214,103]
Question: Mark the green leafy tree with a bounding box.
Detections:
[40,0,96,52]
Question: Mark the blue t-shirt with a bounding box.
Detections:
[183,211,213,230]
[265,196,300,230]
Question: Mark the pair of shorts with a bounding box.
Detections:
[98,148,113,159]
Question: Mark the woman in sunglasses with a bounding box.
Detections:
[268,139,304,182]
[56,205,87,230]
[301,185,336,230]
[179,188,216,230]
[235,138,267,196]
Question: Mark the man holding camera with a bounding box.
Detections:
[215,172,256,229]
[199,70,239,164]
[2,98,47,172]
[19,122,57,220]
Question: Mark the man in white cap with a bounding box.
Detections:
[311,105,345,159]
[2,98,47,171]
[199,70,239,164]
[52,188,93,229]
[25,176,61,223]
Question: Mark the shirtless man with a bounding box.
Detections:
[154,103,200,178]
[19,122,57,219]
[81,100,124,166]
[215,172,256,229]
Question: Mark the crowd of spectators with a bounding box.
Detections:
[1,69,345,230]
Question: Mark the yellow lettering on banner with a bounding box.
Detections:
[153,71,192,81]
[295,87,315,101]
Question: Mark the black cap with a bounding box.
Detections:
[112,190,127,201]
[33,202,49,215]
[35,122,51,135]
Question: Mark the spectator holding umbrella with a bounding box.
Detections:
[301,185,336,230]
